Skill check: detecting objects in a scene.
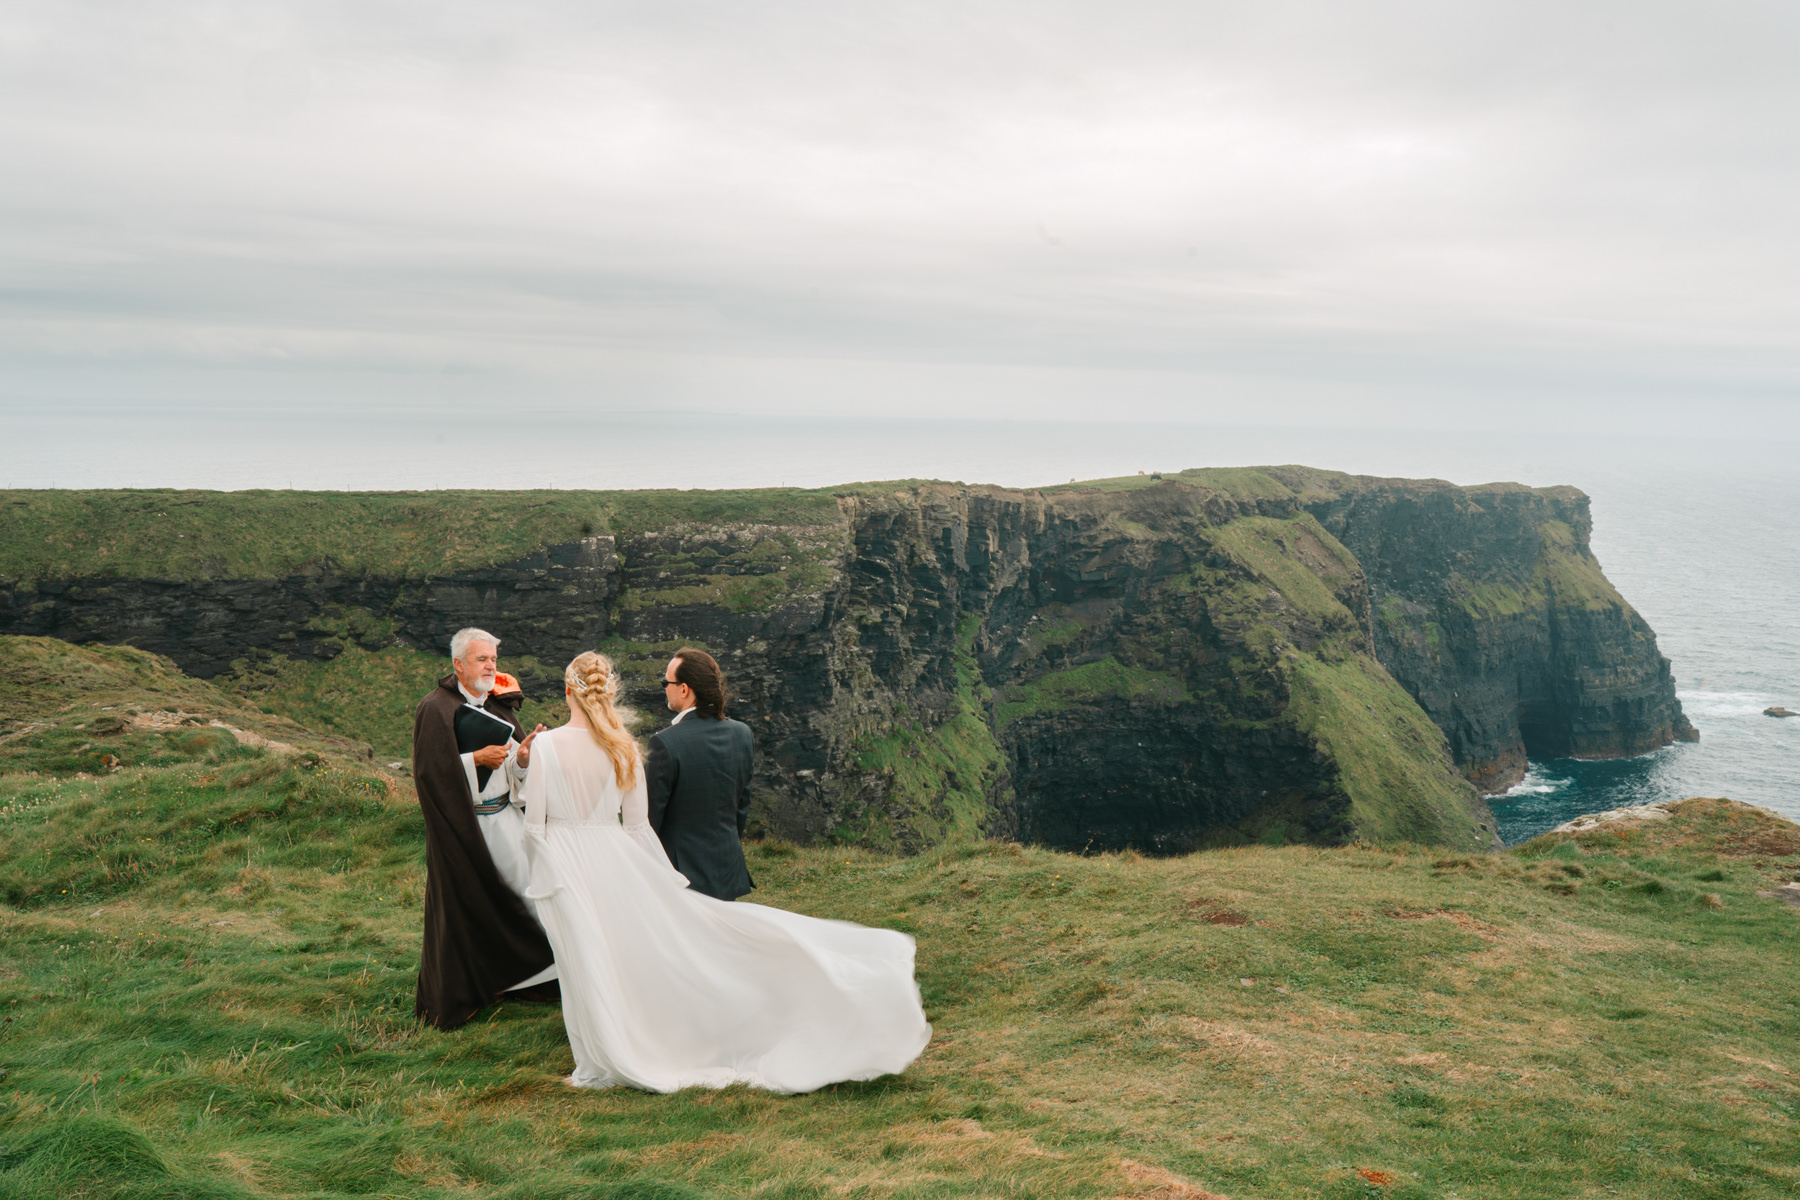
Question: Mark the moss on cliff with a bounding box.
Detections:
[1198,513,1363,627]
[1286,654,1491,848]
[1180,514,1488,850]
[846,615,1010,850]
[1535,518,1626,612]
[993,657,1190,730]
[1443,578,1519,618]
[616,559,837,614]
[1439,523,1620,623]
[615,522,850,615]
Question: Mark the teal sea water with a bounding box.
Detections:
[5,408,1796,841]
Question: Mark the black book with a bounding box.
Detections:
[454,703,517,793]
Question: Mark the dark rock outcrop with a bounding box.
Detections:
[0,536,620,678]
[1277,469,1697,792]
[0,469,1691,851]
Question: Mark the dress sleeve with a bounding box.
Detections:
[622,770,651,829]
[622,772,679,873]
[520,744,546,834]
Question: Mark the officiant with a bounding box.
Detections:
[412,626,557,1030]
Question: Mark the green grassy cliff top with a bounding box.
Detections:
[0,487,844,583]
[0,470,1592,584]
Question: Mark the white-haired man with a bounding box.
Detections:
[411,627,556,1030]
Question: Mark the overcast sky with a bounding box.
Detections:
[3,1,1798,438]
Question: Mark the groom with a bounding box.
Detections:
[646,647,756,901]
[412,627,557,1030]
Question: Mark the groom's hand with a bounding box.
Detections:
[472,744,509,769]
[515,725,548,767]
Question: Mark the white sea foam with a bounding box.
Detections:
[1677,690,1785,719]
[1492,765,1569,799]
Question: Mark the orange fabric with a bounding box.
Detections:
[492,671,522,695]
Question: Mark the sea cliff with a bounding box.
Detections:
[0,469,1692,852]
[1278,468,1699,791]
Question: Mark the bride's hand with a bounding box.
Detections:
[516,725,548,767]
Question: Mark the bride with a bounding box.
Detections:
[518,651,932,1093]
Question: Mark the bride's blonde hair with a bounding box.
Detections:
[565,651,640,788]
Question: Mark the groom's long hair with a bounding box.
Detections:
[566,652,641,788]
[671,648,729,719]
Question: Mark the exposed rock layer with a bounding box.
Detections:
[0,470,1693,852]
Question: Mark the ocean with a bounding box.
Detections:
[5,407,1796,842]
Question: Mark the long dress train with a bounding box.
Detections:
[518,726,931,1093]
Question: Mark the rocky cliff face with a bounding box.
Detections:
[0,537,621,678]
[1272,469,1698,792]
[0,470,1692,852]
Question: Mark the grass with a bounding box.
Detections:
[3,653,1799,1198]
[2,757,1797,1199]
[219,647,450,765]
[1,637,372,779]
[0,471,1584,589]
[0,489,844,585]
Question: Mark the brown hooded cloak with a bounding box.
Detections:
[412,674,556,1030]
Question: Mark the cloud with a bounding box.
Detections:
[1,1,1797,433]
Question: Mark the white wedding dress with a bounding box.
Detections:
[518,725,931,1093]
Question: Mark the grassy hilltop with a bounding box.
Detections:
[0,488,849,585]
[0,474,1305,585]
[1,637,1797,1199]
[0,467,1572,585]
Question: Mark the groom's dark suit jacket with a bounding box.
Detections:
[645,713,756,901]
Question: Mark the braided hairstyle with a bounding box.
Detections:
[564,651,640,788]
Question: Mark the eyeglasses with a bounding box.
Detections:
[663,678,684,688]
